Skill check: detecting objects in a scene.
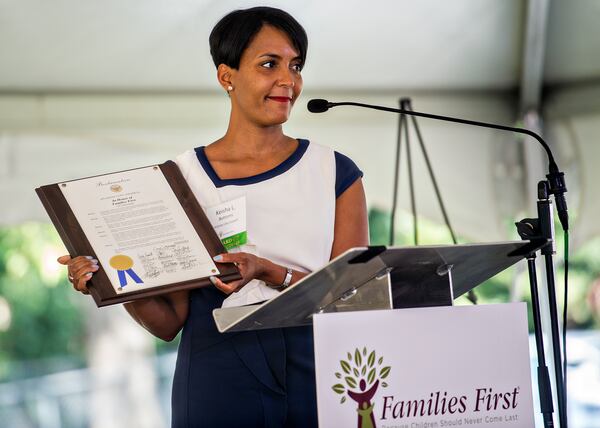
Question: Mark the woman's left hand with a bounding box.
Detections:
[210,252,264,294]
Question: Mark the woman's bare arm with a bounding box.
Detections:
[330,178,369,259]
[123,291,189,342]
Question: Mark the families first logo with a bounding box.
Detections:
[331,347,391,428]
[331,348,523,428]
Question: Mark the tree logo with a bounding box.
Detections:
[332,347,391,428]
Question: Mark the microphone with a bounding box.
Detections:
[306,98,569,232]
[307,99,331,113]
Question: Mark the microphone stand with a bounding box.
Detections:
[308,99,568,427]
[516,182,563,428]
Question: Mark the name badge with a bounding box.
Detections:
[206,196,248,250]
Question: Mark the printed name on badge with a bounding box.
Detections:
[206,196,248,250]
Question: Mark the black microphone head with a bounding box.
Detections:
[307,99,330,113]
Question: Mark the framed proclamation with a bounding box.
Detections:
[36,161,241,307]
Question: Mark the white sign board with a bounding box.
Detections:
[313,303,534,428]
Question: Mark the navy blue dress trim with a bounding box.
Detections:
[195,139,309,188]
[334,151,363,198]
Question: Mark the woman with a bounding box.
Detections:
[58,7,368,427]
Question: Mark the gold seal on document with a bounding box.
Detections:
[110,184,123,192]
[109,254,134,270]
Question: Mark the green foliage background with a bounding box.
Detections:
[0,223,85,381]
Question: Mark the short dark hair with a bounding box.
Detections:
[209,7,308,69]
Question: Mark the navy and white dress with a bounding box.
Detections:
[172,139,362,427]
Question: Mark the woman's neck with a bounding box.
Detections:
[215,113,293,159]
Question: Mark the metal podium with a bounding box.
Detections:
[213,240,545,333]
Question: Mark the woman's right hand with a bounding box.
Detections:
[57,255,99,295]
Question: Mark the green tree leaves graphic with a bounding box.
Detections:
[332,347,391,404]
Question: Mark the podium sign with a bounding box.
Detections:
[313,303,534,428]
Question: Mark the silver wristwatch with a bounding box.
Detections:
[280,267,293,289]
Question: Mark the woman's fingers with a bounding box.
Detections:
[57,255,93,265]
[72,263,99,280]
[57,255,72,265]
[75,274,92,294]
[210,252,263,294]
[213,253,245,264]
[57,254,98,295]
[67,256,97,272]
[210,276,244,294]
[58,255,96,277]
[69,258,98,278]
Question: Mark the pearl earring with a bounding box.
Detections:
[227,85,233,91]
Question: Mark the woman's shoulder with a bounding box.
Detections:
[301,139,358,164]
[173,147,198,162]
[299,140,363,198]
[173,148,200,175]
[333,150,363,198]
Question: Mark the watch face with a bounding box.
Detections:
[283,268,293,288]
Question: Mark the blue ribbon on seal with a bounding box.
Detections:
[117,268,143,287]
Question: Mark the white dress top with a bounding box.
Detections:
[174,139,336,307]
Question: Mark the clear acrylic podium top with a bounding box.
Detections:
[213,240,544,333]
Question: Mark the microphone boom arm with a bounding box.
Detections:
[328,101,555,165]
[320,100,568,231]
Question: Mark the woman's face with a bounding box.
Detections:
[227,25,303,127]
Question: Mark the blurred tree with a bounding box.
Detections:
[0,223,166,427]
[0,223,86,380]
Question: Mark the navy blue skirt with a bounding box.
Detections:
[171,288,318,428]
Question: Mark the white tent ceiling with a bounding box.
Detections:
[1,0,600,247]
[1,0,599,91]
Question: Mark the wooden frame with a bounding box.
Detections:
[36,160,240,307]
